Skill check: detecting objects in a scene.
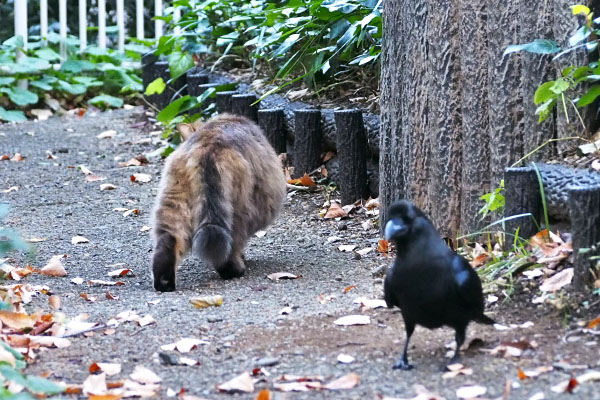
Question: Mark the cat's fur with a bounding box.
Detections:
[151,114,286,291]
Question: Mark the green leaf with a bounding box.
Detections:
[0,77,15,86]
[577,85,600,107]
[57,80,87,95]
[0,87,38,106]
[34,47,61,61]
[550,78,570,94]
[535,99,556,122]
[504,39,560,55]
[568,25,592,47]
[60,60,96,73]
[23,375,65,395]
[157,95,192,123]
[0,107,26,122]
[167,51,194,80]
[534,81,557,104]
[571,4,591,16]
[145,77,167,95]
[72,76,104,87]
[88,95,124,108]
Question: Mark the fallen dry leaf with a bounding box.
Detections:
[338,244,357,252]
[323,373,360,390]
[337,354,355,364]
[540,268,574,292]
[333,315,370,326]
[130,365,161,384]
[130,173,152,183]
[119,158,142,167]
[356,247,374,256]
[10,153,24,162]
[80,293,97,302]
[31,109,52,121]
[353,297,387,309]
[287,173,316,187]
[161,337,209,353]
[140,225,151,232]
[71,277,84,285]
[343,285,356,293]
[105,291,118,300]
[137,314,155,327]
[90,362,121,376]
[443,364,473,379]
[456,385,486,399]
[190,295,223,309]
[0,345,16,367]
[217,372,254,393]
[107,268,133,277]
[85,175,106,183]
[41,255,67,276]
[122,209,140,217]
[71,235,90,244]
[88,280,125,286]
[255,230,267,238]
[378,239,390,253]
[365,198,380,209]
[83,373,108,396]
[256,389,272,400]
[587,316,600,329]
[1,186,18,193]
[49,295,61,310]
[267,272,298,281]
[0,311,37,329]
[100,183,116,191]
[97,129,117,139]
[324,202,348,219]
[79,165,93,175]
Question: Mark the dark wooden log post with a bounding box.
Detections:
[568,184,600,290]
[231,94,259,121]
[334,109,369,204]
[186,73,209,97]
[293,109,322,177]
[503,166,542,241]
[216,91,238,114]
[258,108,286,154]
[144,60,171,109]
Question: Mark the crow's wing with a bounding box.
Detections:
[450,253,484,313]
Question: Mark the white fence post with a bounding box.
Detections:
[40,0,48,44]
[136,0,144,40]
[14,0,28,89]
[117,0,125,52]
[59,0,67,60]
[79,0,87,53]
[98,0,106,49]
[155,0,164,40]
[173,6,181,36]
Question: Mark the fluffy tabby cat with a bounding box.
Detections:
[151,114,286,291]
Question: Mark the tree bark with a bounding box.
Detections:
[293,109,322,178]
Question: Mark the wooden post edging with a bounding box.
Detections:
[503,166,541,241]
[258,108,286,154]
[568,184,600,290]
[334,109,368,205]
[216,91,238,114]
[231,94,259,122]
[293,109,322,178]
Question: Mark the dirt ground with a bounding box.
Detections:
[1,108,599,399]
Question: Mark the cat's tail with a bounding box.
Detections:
[192,153,233,267]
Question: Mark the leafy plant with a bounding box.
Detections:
[505,4,600,126]
[479,180,505,219]
[157,0,382,93]
[0,32,146,121]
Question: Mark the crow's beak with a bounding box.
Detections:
[384,218,408,241]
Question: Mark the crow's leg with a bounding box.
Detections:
[448,324,467,365]
[393,320,415,370]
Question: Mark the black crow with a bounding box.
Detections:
[383,200,494,370]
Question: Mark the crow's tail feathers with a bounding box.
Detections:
[476,314,495,325]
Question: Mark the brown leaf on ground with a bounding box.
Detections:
[287,173,316,187]
[0,311,37,329]
[48,295,60,310]
[119,158,142,167]
[83,373,108,396]
[377,239,390,253]
[540,268,574,292]
[190,295,223,309]
[322,151,336,163]
[88,394,123,400]
[323,373,360,390]
[107,268,132,277]
[217,372,255,393]
[130,173,152,183]
[85,175,106,183]
[90,362,121,376]
[40,255,67,276]
[130,366,161,384]
[324,202,348,219]
[343,285,356,293]
[587,316,600,329]
[10,153,24,162]
[100,183,116,191]
[256,389,272,400]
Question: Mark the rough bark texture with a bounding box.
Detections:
[258,109,286,154]
[503,167,542,240]
[379,0,591,236]
[334,110,369,205]
[293,109,322,178]
[459,1,490,234]
[568,185,600,290]
[231,94,259,122]
[216,91,237,114]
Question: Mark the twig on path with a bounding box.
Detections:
[61,324,107,338]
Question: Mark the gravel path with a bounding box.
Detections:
[1,108,599,399]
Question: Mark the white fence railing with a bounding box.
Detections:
[11,0,179,58]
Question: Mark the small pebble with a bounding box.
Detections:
[256,356,280,367]
[158,352,178,366]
